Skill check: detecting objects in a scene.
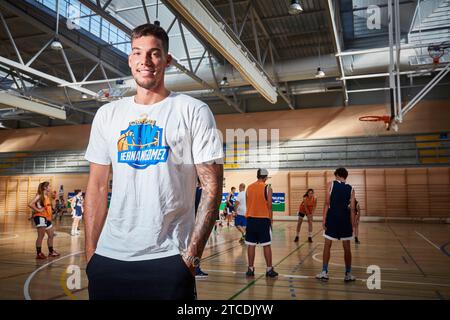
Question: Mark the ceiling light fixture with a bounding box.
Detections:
[154,0,160,26]
[50,39,63,50]
[220,76,229,86]
[315,32,326,78]
[51,0,63,50]
[315,67,325,78]
[289,0,303,15]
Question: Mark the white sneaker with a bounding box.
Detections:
[344,273,356,282]
[316,271,329,281]
[70,232,76,236]
[75,231,81,235]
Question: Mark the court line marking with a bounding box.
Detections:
[0,234,19,241]
[23,250,84,300]
[311,251,399,271]
[288,245,319,298]
[441,242,450,258]
[205,268,450,288]
[228,229,323,300]
[388,224,426,277]
[415,231,442,251]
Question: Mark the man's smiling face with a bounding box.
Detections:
[128,35,172,90]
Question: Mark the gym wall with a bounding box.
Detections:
[0,100,449,219]
[1,100,450,152]
[0,174,89,215]
[2,166,448,219]
[224,167,450,220]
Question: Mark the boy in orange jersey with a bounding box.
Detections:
[245,169,278,278]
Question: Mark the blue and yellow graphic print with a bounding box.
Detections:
[117,115,169,169]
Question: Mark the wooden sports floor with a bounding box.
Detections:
[0,214,449,300]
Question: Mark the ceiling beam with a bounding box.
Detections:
[172,57,244,113]
[240,28,329,42]
[78,0,133,34]
[162,0,277,104]
[0,0,127,78]
[326,0,348,105]
[0,55,98,97]
[0,91,66,119]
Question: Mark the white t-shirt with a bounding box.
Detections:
[235,191,246,216]
[85,92,224,261]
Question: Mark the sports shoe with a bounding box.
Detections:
[246,268,255,277]
[36,252,47,260]
[316,271,329,281]
[75,231,81,235]
[294,236,299,242]
[344,273,356,282]
[48,251,60,257]
[308,237,313,243]
[195,269,208,279]
[265,268,278,278]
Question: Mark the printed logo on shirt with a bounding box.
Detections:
[117,115,169,169]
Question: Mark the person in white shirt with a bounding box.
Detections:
[84,23,224,300]
[234,183,247,243]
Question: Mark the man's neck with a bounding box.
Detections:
[134,86,170,105]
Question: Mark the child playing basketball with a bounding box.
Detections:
[70,190,84,236]
[294,189,317,243]
[225,187,236,227]
[316,167,356,282]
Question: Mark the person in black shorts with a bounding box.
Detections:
[316,168,356,282]
[245,169,278,278]
[225,187,236,227]
[84,23,224,300]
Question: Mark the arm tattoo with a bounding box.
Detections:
[187,163,223,258]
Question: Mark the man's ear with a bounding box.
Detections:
[128,53,132,69]
[166,53,173,68]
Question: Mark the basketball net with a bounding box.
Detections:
[359,115,391,137]
[428,44,444,68]
[97,87,130,102]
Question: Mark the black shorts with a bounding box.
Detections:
[226,206,235,215]
[245,217,272,246]
[324,210,353,241]
[297,211,306,218]
[33,216,52,229]
[86,253,196,300]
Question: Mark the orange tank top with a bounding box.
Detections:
[34,196,52,221]
[299,196,316,214]
[246,181,270,218]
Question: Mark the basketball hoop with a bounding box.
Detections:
[359,115,392,136]
[97,87,130,102]
[428,44,444,65]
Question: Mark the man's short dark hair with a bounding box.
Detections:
[334,167,348,179]
[131,23,169,53]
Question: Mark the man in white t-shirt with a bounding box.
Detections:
[84,23,224,300]
[234,183,247,244]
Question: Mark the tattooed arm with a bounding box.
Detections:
[183,162,223,272]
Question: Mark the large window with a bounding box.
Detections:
[32,0,131,55]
